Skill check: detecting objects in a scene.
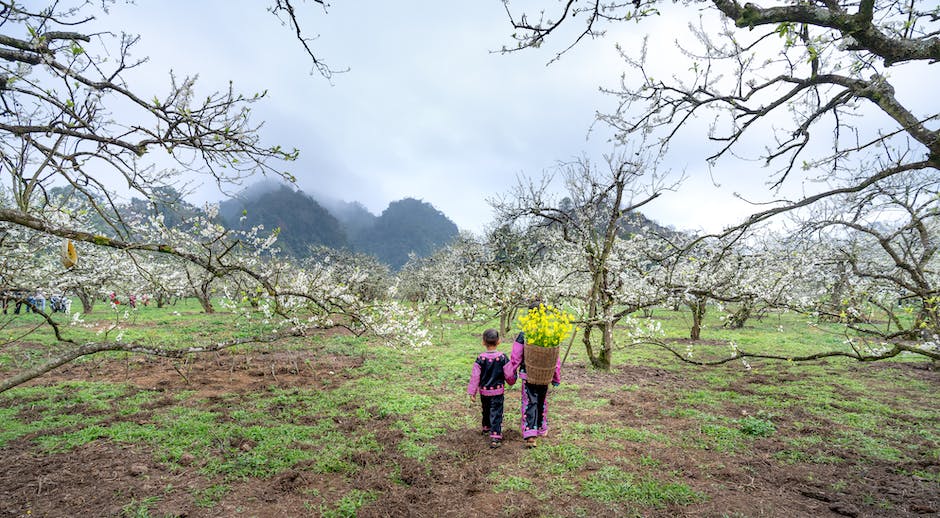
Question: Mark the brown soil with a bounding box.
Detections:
[1,348,938,517]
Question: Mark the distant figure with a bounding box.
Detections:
[50,295,70,313]
[25,292,45,313]
[0,290,11,314]
[13,290,26,314]
[34,291,46,313]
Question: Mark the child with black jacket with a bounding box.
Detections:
[467,328,511,448]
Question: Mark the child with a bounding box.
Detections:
[505,327,562,449]
[467,328,510,448]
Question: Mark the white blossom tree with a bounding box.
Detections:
[492,151,676,369]
[796,170,940,353]
[501,0,939,367]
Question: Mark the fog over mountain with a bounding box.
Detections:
[353,198,460,270]
[308,193,378,241]
[220,184,348,257]
[218,182,460,268]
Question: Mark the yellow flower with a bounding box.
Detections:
[518,304,575,347]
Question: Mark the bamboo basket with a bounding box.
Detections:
[523,344,559,385]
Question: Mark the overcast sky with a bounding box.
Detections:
[97,1,929,235]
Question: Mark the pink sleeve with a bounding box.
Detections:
[503,360,515,386]
[553,354,562,384]
[467,360,481,395]
[505,340,524,385]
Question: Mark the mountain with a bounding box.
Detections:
[218,179,283,223]
[352,198,460,269]
[554,196,681,240]
[310,195,378,243]
[218,184,460,267]
[220,185,347,256]
[618,210,680,239]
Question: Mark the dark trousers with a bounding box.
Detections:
[480,394,504,439]
[521,380,549,439]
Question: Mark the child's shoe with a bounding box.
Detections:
[480,427,490,435]
[489,438,502,449]
[524,437,537,448]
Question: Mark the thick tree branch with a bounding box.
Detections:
[718,1,940,65]
[649,339,939,365]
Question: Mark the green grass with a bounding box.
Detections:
[395,409,449,461]
[20,392,373,479]
[120,496,161,518]
[696,423,747,453]
[738,416,775,437]
[0,381,144,447]
[554,390,610,409]
[565,422,667,444]
[193,484,230,508]
[523,443,590,474]
[493,475,535,493]
[320,490,376,518]
[580,466,703,507]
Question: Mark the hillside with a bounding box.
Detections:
[219,184,459,268]
[219,185,347,256]
[353,197,460,269]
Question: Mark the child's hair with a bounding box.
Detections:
[482,328,499,346]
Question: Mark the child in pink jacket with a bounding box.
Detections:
[467,329,510,448]
[505,330,561,448]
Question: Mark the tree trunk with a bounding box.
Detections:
[195,282,214,314]
[689,297,707,341]
[598,321,613,370]
[499,305,518,339]
[196,291,214,313]
[914,298,940,341]
[186,269,215,314]
[583,319,614,370]
[724,299,753,329]
[582,324,602,369]
[74,288,95,313]
[819,264,849,322]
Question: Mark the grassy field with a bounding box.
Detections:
[0,301,937,517]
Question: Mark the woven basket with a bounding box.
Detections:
[523,344,559,385]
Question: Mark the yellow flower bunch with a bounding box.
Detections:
[518,304,574,347]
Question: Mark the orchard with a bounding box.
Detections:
[0,0,937,516]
